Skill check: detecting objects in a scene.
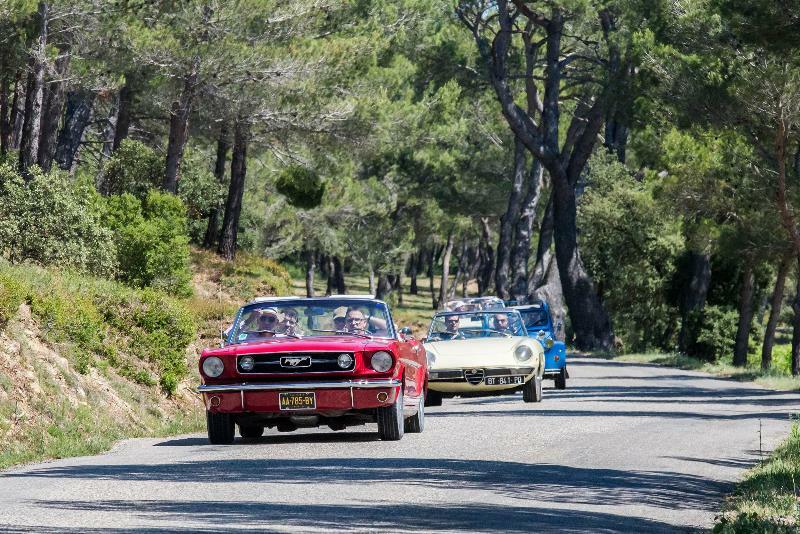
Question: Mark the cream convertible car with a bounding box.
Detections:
[423,309,545,406]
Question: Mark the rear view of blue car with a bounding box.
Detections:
[513,302,568,389]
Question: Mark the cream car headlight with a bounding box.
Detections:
[202,356,224,377]
[514,345,533,362]
[370,351,394,372]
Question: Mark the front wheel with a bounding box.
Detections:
[554,367,567,390]
[377,389,405,441]
[522,377,543,403]
[404,393,425,433]
[207,411,235,444]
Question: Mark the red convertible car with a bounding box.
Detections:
[198,296,428,443]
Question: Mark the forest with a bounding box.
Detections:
[1,0,799,375]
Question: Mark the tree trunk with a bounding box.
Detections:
[792,262,800,376]
[96,93,119,192]
[112,78,134,151]
[9,71,24,150]
[510,158,544,304]
[375,275,392,301]
[478,217,495,296]
[37,46,70,172]
[217,118,248,260]
[409,253,419,295]
[528,194,554,296]
[162,61,199,193]
[677,251,712,353]
[532,252,566,340]
[305,249,316,298]
[54,90,95,171]
[368,264,376,296]
[762,254,791,370]
[495,138,526,300]
[449,239,467,300]
[203,123,229,248]
[437,232,455,309]
[733,257,755,367]
[428,248,437,309]
[325,256,334,296]
[0,68,9,155]
[330,256,344,294]
[18,3,49,178]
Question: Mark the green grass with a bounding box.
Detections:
[714,424,800,533]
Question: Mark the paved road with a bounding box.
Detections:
[1,356,799,533]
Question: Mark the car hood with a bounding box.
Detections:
[424,337,534,369]
[203,336,386,357]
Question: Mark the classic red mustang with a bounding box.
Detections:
[198,296,428,443]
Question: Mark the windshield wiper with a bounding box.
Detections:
[242,329,302,339]
[485,329,513,338]
[311,328,373,339]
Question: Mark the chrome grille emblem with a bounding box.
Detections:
[464,368,485,385]
[280,356,311,368]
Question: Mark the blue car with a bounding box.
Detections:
[512,302,568,389]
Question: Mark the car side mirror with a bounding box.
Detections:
[219,330,228,348]
[399,326,413,339]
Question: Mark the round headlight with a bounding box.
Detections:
[337,353,354,369]
[370,351,393,372]
[202,356,224,378]
[514,345,533,362]
[545,338,554,349]
[239,355,255,371]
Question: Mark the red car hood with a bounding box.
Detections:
[202,336,391,357]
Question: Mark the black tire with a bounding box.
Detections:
[555,367,567,390]
[425,389,443,407]
[377,389,405,441]
[239,425,264,439]
[404,392,425,433]
[207,411,235,444]
[522,377,543,403]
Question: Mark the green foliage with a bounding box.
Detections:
[104,191,192,296]
[693,306,739,362]
[0,271,25,327]
[101,140,163,199]
[178,148,224,243]
[0,164,117,277]
[579,154,684,351]
[275,166,325,209]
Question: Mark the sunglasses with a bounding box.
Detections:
[346,317,366,323]
[259,316,277,323]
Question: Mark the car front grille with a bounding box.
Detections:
[464,368,485,385]
[238,352,355,374]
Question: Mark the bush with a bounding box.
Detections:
[693,305,739,361]
[0,163,117,277]
[101,140,162,199]
[275,165,325,209]
[0,272,26,326]
[104,191,192,296]
[178,148,224,244]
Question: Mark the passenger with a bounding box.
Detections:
[280,307,302,336]
[254,308,281,338]
[492,313,512,335]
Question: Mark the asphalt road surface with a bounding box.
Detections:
[2,356,799,533]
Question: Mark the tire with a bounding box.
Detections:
[377,389,405,441]
[522,377,543,403]
[404,393,425,433]
[425,389,443,407]
[207,411,235,444]
[239,425,264,439]
[555,367,567,390]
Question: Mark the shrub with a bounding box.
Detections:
[0,163,117,277]
[275,165,325,209]
[693,305,739,361]
[0,272,26,326]
[104,191,192,296]
[101,140,162,199]
[178,148,224,244]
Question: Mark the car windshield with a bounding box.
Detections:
[444,297,505,312]
[520,309,549,328]
[427,310,526,340]
[228,298,394,344]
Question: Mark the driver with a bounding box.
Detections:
[344,308,369,333]
[279,307,302,336]
[438,315,461,340]
[493,313,512,334]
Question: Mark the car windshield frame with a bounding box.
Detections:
[426,309,527,341]
[226,298,397,345]
[517,307,551,329]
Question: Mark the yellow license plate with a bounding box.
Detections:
[279,392,316,410]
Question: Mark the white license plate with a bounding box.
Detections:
[485,375,524,386]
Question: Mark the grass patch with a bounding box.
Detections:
[715,424,800,532]
[190,248,291,300]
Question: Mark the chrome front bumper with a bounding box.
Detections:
[197,378,401,393]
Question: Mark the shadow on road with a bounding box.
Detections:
[0,501,680,533]
[156,431,380,447]
[4,457,729,514]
